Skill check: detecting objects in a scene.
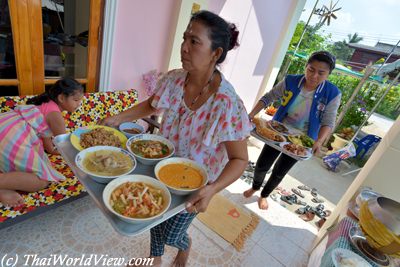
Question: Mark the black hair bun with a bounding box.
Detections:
[228,23,239,50]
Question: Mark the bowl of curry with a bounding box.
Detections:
[126,134,175,165]
[154,157,208,195]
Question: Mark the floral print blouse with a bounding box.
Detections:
[151,69,252,182]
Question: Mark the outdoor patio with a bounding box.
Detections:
[0,135,363,267]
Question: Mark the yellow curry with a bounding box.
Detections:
[158,163,203,189]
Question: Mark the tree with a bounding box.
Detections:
[329,33,363,62]
[289,21,329,55]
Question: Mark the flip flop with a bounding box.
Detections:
[297,185,311,191]
[311,188,318,197]
[291,188,305,198]
[270,193,279,202]
[315,218,326,228]
[280,194,297,205]
[299,211,315,222]
[278,189,292,196]
[295,205,311,214]
[312,197,325,204]
[295,199,307,206]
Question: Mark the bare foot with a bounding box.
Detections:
[173,237,191,267]
[0,189,24,207]
[126,256,161,267]
[243,188,257,198]
[258,197,269,210]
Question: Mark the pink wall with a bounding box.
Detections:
[109,0,179,101]
[216,0,297,111]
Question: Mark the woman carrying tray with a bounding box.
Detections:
[101,10,252,267]
[243,51,341,210]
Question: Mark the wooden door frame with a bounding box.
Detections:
[4,0,103,96]
[8,0,44,95]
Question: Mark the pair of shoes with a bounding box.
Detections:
[292,188,305,198]
[297,185,311,191]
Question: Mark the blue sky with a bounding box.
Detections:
[300,0,400,46]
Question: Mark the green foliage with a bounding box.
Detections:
[375,84,400,119]
[289,22,329,54]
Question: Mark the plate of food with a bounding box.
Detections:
[252,117,286,143]
[331,248,372,267]
[267,120,290,135]
[288,134,315,148]
[70,125,128,151]
[279,142,312,159]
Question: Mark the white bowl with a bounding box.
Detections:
[119,122,145,138]
[75,146,136,183]
[126,134,175,165]
[103,174,171,224]
[154,157,208,195]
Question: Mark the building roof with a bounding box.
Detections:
[348,42,400,56]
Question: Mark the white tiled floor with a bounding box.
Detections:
[0,178,316,267]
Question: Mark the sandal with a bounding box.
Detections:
[297,185,311,191]
[299,211,315,222]
[270,193,279,202]
[280,194,297,205]
[315,218,326,228]
[311,188,318,197]
[312,197,324,204]
[295,205,311,214]
[278,189,292,196]
[292,188,305,198]
[295,199,307,206]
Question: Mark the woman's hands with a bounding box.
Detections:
[185,184,217,213]
[99,114,123,128]
[312,140,322,155]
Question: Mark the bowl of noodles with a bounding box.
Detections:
[103,174,171,224]
[154,157,208,195]
[126,134,175,165]
[75,146,136,183]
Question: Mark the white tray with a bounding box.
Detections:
[53,133,189,236]
[251,130,312,161]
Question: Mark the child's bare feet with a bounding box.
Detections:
[0,189,24,207]
[173,237,191,267]
[243,188,256,198]
[126,256,161,267]
[258,197,269,210]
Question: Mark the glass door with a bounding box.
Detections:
[0,0,103,96]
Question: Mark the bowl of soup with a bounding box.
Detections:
[126,134,175,165]
[154,157,208,195]
[119,122,145,138]
[103,174,171,224]
[75,146,136,183]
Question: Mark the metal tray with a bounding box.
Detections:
[251,130,312,161]
[53,133,189,236]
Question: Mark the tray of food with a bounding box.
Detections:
[53,133,190,236]
[251,118,312,161]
